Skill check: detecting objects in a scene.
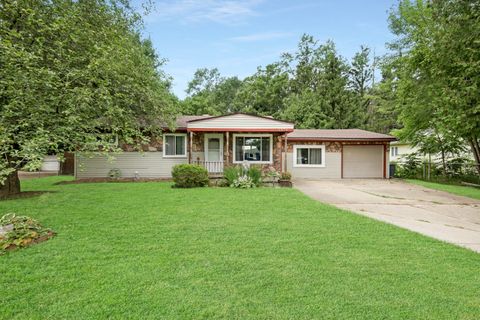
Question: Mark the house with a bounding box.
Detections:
[389,141,417,162]
[75,113,396,180]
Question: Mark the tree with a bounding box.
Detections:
[182,68,242,115]
[233,62,289,117]
[282,38,362,129]
[0,0,177,196]
[388,0,480,174]
[365,58,402,133]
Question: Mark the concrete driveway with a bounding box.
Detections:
[294,179,480,253]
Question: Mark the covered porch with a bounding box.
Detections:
[184,113,295,176]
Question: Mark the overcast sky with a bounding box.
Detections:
[136,0,396,98]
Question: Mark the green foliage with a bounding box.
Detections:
[181,34,383,131]
[182,68,243,115]
[2,177,480,318]
[247,166,262,186]
[107,168,122,180]
[0,0,177,191]
[387,0,480,172]
[223,165,262,187]
[393,153,422,178]
[223,166,241,186]
[0,213,54,254]
[231,175,256,189]
[280,172,292,181]
[171,164,209,188]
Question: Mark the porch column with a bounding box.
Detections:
[283,133,288,172]
[189,131,193,164]
[226,131,230,164]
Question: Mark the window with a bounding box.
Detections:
[391,146,398,157]
[293,145,325,167]
[163,134,187,157]
[233,134,272,163]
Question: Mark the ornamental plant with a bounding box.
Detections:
[172,164,209,188]
[231,176,256,189]
[0,213,55,254]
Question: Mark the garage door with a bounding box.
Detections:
[343,145,384,178]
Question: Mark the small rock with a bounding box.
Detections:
[0,224,14,236]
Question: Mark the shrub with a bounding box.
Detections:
[171,164,209,188]
[223,166,241,186]
[280,171,292,181]
[231,175,256,188]
[108,168,121,179]
[247,166,262,186]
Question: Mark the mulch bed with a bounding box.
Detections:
[2,231,56,252]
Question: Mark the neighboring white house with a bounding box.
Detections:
[389,141,419,162]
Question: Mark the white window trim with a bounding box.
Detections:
[293,145,326,168]
[163,133,187,158]
[232,133,273,164]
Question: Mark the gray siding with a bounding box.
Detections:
[286,152,341,179]
[75,152,187,179]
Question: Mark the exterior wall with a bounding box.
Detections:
[286,152,341,179]
[286,140,390,179]
[390,143,417,162]
[286,141,342,179]
[188,114,294,131]
[75,152,187,179]
[192,131,284,172]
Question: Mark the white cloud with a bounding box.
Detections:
[230,31,294,42]
[147,0,264,25]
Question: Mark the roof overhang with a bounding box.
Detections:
[188,128,294,133]
[286,137,397,142]
[187,113,294,132]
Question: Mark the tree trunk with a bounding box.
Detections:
[441,149,447,175]
[0,170,21,198]
[469,137,480,175]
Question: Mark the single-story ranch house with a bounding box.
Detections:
[75,113,396,180]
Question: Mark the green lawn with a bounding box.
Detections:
[1,177,479,319]
[407,179,480,200]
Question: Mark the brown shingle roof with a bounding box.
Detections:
[287,129,396,141]
[175,115,212,129]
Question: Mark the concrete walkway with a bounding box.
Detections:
[294,179,480,253]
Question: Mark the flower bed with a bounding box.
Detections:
[0,213,55,254]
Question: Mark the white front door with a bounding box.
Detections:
[204,134,224,173]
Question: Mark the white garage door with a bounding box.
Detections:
[343,145,384,178]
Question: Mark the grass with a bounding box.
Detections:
[407,179,480,200]
[1,177,479,319]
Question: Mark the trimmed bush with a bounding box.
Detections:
[172,164,209,188]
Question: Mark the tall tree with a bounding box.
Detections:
[233,62,289,117]
[182,68,242,115]
[388,0,480,172]
[282,38,362,129]
[0,0,177,196]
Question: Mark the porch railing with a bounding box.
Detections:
[192,161,224,174]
